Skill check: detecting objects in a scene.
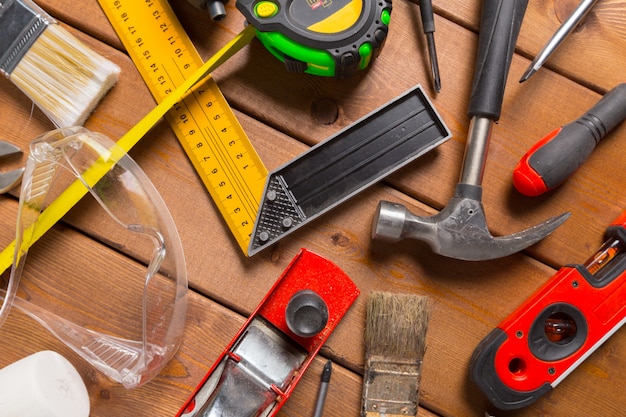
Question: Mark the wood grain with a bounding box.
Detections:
[0,1,624,416]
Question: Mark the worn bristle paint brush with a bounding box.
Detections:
[362,292,431,417]
[0,0,120,128]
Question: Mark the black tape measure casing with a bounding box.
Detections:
[236,0,392,78]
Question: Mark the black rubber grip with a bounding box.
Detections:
[469,328,552,410]
[529,83,626,188]
[468,0,529,120]
[419,0,435,33]
[579,83,626,137]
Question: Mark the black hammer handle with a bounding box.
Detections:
[468,0,529,121]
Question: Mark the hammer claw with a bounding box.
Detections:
[373,199,570,261]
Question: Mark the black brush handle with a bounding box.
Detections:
[468,0,529,121]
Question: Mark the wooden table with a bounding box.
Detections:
[1,0,624,416]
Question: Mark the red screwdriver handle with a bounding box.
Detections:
[513,83,626,196]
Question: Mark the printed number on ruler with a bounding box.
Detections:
[99,0,267,254]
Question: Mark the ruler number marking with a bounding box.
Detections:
[202,123,259,221]
[99,0,266,252]
[203,131,256,228]
[170,95,258,227]
[202,116,258,213]
[200,105,260,204]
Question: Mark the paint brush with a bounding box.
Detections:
[0,0,120,128]
[362,292,431,417]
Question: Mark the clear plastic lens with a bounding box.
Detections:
[0,127,188,388]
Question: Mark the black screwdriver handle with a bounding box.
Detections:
[419,0,435,34]
[468,0,529,121]
[577,83,626,137]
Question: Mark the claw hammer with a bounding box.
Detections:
[372,0,570,261]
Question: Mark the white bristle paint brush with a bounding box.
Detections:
[362,292,431,417]
[0,0,120,128]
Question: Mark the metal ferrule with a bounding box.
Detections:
[362,358,423,416]
[0,0,55,76]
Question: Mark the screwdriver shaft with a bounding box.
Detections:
[419,0,441,92]
[426,32,441,92]
[520,0,598,82]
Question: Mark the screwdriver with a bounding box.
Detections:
[519,0,598,82]
[418,0,441,92]
[513,83,626,196]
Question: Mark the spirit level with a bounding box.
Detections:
[97,0,267,254]
[470,210,626,410]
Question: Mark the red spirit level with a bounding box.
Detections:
[470,211,626,410]
[176,249,360,416]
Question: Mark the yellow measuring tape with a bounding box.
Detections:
[97,0,267,254]
[0,23,257,275]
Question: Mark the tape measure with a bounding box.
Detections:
[236,0,392,78]
[97,0,267,254]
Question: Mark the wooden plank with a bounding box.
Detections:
[3,163,624,417]
[515,0,625,91]
[39,0,626,266]
[429,0,626,92]
[0,1,623,416]
[135,0,626,267]
[0,219,363,416]
[11,112,623,416]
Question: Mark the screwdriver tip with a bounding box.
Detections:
[433,73,441,93]
[426,33,441,92]
[519,66,537,83]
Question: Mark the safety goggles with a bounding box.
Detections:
[0,127,187,388]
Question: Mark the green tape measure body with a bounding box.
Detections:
[236,0,392,78]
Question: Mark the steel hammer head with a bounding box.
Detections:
[372,187,570,261]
